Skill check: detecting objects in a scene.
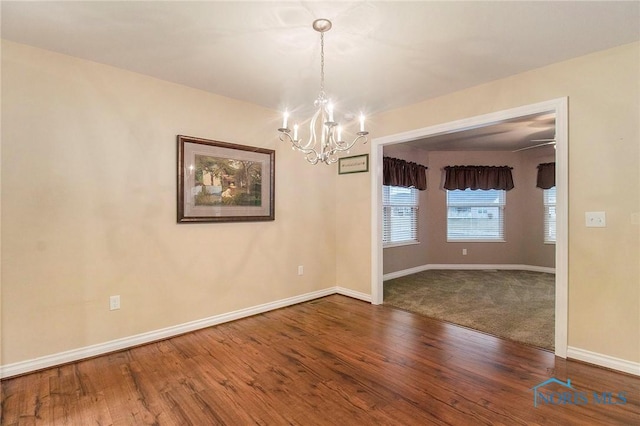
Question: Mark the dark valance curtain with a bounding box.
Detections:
[537,162,556,189]
[443,165,514,191]
[383,157,428,190]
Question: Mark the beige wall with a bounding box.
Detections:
[335,141,371,293]
[1,41,337,364]
[338,42,639,363]
[2,39,638,368]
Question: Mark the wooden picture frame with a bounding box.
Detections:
[338,154,369,174]
[177,135,275,223]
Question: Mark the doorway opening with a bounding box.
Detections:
[370,98,568,357]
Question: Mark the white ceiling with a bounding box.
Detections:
[2,1,639,149]
[401,111,556,152]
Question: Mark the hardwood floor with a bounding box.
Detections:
[2,295,639,425]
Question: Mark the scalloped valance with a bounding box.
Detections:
[444,165,514,191]
[536,162,555,189]
[383,157,428,190]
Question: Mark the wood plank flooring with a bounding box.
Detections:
[2,295,639,425]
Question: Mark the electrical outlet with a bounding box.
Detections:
[585,211,606,228]
[462,249,468,255]
[298,265,304,276]
[109,295,120,311]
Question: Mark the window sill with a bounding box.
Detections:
[383,241,420,249]
[446,239,506,243]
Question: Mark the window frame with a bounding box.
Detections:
[543,186,557,244]
[382,185,420,247]
[446,188,506,242]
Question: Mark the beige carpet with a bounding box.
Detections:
[384,269,555,351]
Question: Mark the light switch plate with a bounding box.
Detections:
[585,211,606,228]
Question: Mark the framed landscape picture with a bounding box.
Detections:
[177,135,275,223]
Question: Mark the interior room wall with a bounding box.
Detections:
[332,132,372,294]
[1,40,338,365]
[338,42,639,364]
[382,148,555,274]
[519,146,556,267]
[2,39,638,371]
[381,145,430,274]
[426,151,533,266]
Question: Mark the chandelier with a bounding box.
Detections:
[278,19,368,165]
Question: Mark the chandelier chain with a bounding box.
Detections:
[319,31,325,99]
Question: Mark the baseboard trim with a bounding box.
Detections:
[0,287,338,379]
[383,264,432,280]
[383,264,555,280]
[567,346,640,376]
[7,288,636,379]
[336,286,372,303]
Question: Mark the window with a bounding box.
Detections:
[544,187,556,243]
[447,189,506,241]
[383,185,419,246]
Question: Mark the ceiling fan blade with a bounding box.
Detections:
[530,138,556,142]
[513,141,556,152]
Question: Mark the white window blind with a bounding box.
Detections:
[447,189,506,241]
[383,186,419,246]
[544,187,556,243]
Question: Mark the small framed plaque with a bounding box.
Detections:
[338,154,369,175]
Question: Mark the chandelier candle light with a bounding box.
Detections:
[278,19,368,165]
